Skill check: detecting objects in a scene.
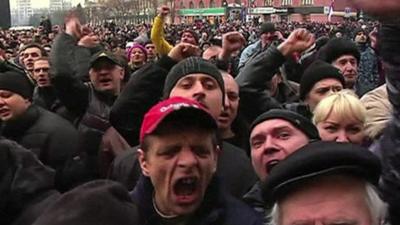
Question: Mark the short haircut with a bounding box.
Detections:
[21,43,48,57]
[268,175,387,225]
[313,90,366,126]
[34,56,50,63]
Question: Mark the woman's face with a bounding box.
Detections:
[316,112,365,145]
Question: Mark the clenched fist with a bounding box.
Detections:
[220,31,246,61]
[168,43,201,62]
[278,28,315,57]
[158,5,170,18]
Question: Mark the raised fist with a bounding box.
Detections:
[65,14,82,39]
[158,5,170,18]
[168,43,201,62]
[278,28,315,57]
[222,31,246,55]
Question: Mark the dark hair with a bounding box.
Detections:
[21,43,48,57]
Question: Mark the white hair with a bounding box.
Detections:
[268,182,387,225]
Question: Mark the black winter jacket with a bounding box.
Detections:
[1,105,79,191]
[235,46,284,125]
[131,175,263,225]
[0,137,60,225]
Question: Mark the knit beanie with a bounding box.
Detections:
[260,22,276,34]
[300,60,345,100]
[250,109,320,140]
[163,57,225,103]
[0,70,34,99]
[319,38,360,63]
[127,44,148,62]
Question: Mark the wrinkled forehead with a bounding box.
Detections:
[176,73,220,86]
[251,118,301,137]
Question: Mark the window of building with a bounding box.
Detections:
[210,0,216,8]
[180,1,185,9]
[199,0,205,8]
[264,0,273,6]
[189,1,194,8]
[282,0,292,6]
[301,0,313,5]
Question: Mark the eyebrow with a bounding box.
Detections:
[251,125,293,138]
[289,219,359,225]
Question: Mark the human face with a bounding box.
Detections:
[250,119,309,181]
[279,176,372,225]
[316,112,365,145]
[145,43,156,61]
[138,128,218,216]
[0,90,31,121]
[33,60,51,87]
[130,48,146,65]
[305,78,343,111]
[181,32,197,45]
[218,75,239,131]
[355,31,368,44]
[170,74,223,120]
[89,59,124,95]
[260,32,277,47]
[332,55,358,89]
[22,47,42,72]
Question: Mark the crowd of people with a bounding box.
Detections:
[1,0,400,224]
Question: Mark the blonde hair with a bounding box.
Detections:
[313,90,366,126]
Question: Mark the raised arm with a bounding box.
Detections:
[150,5,174,56]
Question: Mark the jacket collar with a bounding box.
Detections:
[1,104,39,138]
[131,175,227,225]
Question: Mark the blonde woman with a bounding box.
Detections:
[313,90,367,145]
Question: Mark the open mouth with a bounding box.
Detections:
[266,159,280,173]
[38,78,48,84]
[0,108,10,117]
[173,177,199,204]
[99,77,112,84]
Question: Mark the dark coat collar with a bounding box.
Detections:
[131,175,227,225]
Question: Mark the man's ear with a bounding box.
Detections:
[212,145,221,173]
[119,67,125,80]
[138,149,150,177]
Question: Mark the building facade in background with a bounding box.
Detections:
[174,0,358,23]
[12,0,34,25]
[50,0,73,12]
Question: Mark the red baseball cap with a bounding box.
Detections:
[140,97,217,143]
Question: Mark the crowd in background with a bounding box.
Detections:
[1,1,400,225]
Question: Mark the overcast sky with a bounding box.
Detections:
[10,0,85,9]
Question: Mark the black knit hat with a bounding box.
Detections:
[299,60,345,100]
[0,70,34,99]
[250,109,320,140]
[262,141,381,206]
[163,57,225,104]
[32,180,140,225]
[260,22,276,34]
[319,37,360,63]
